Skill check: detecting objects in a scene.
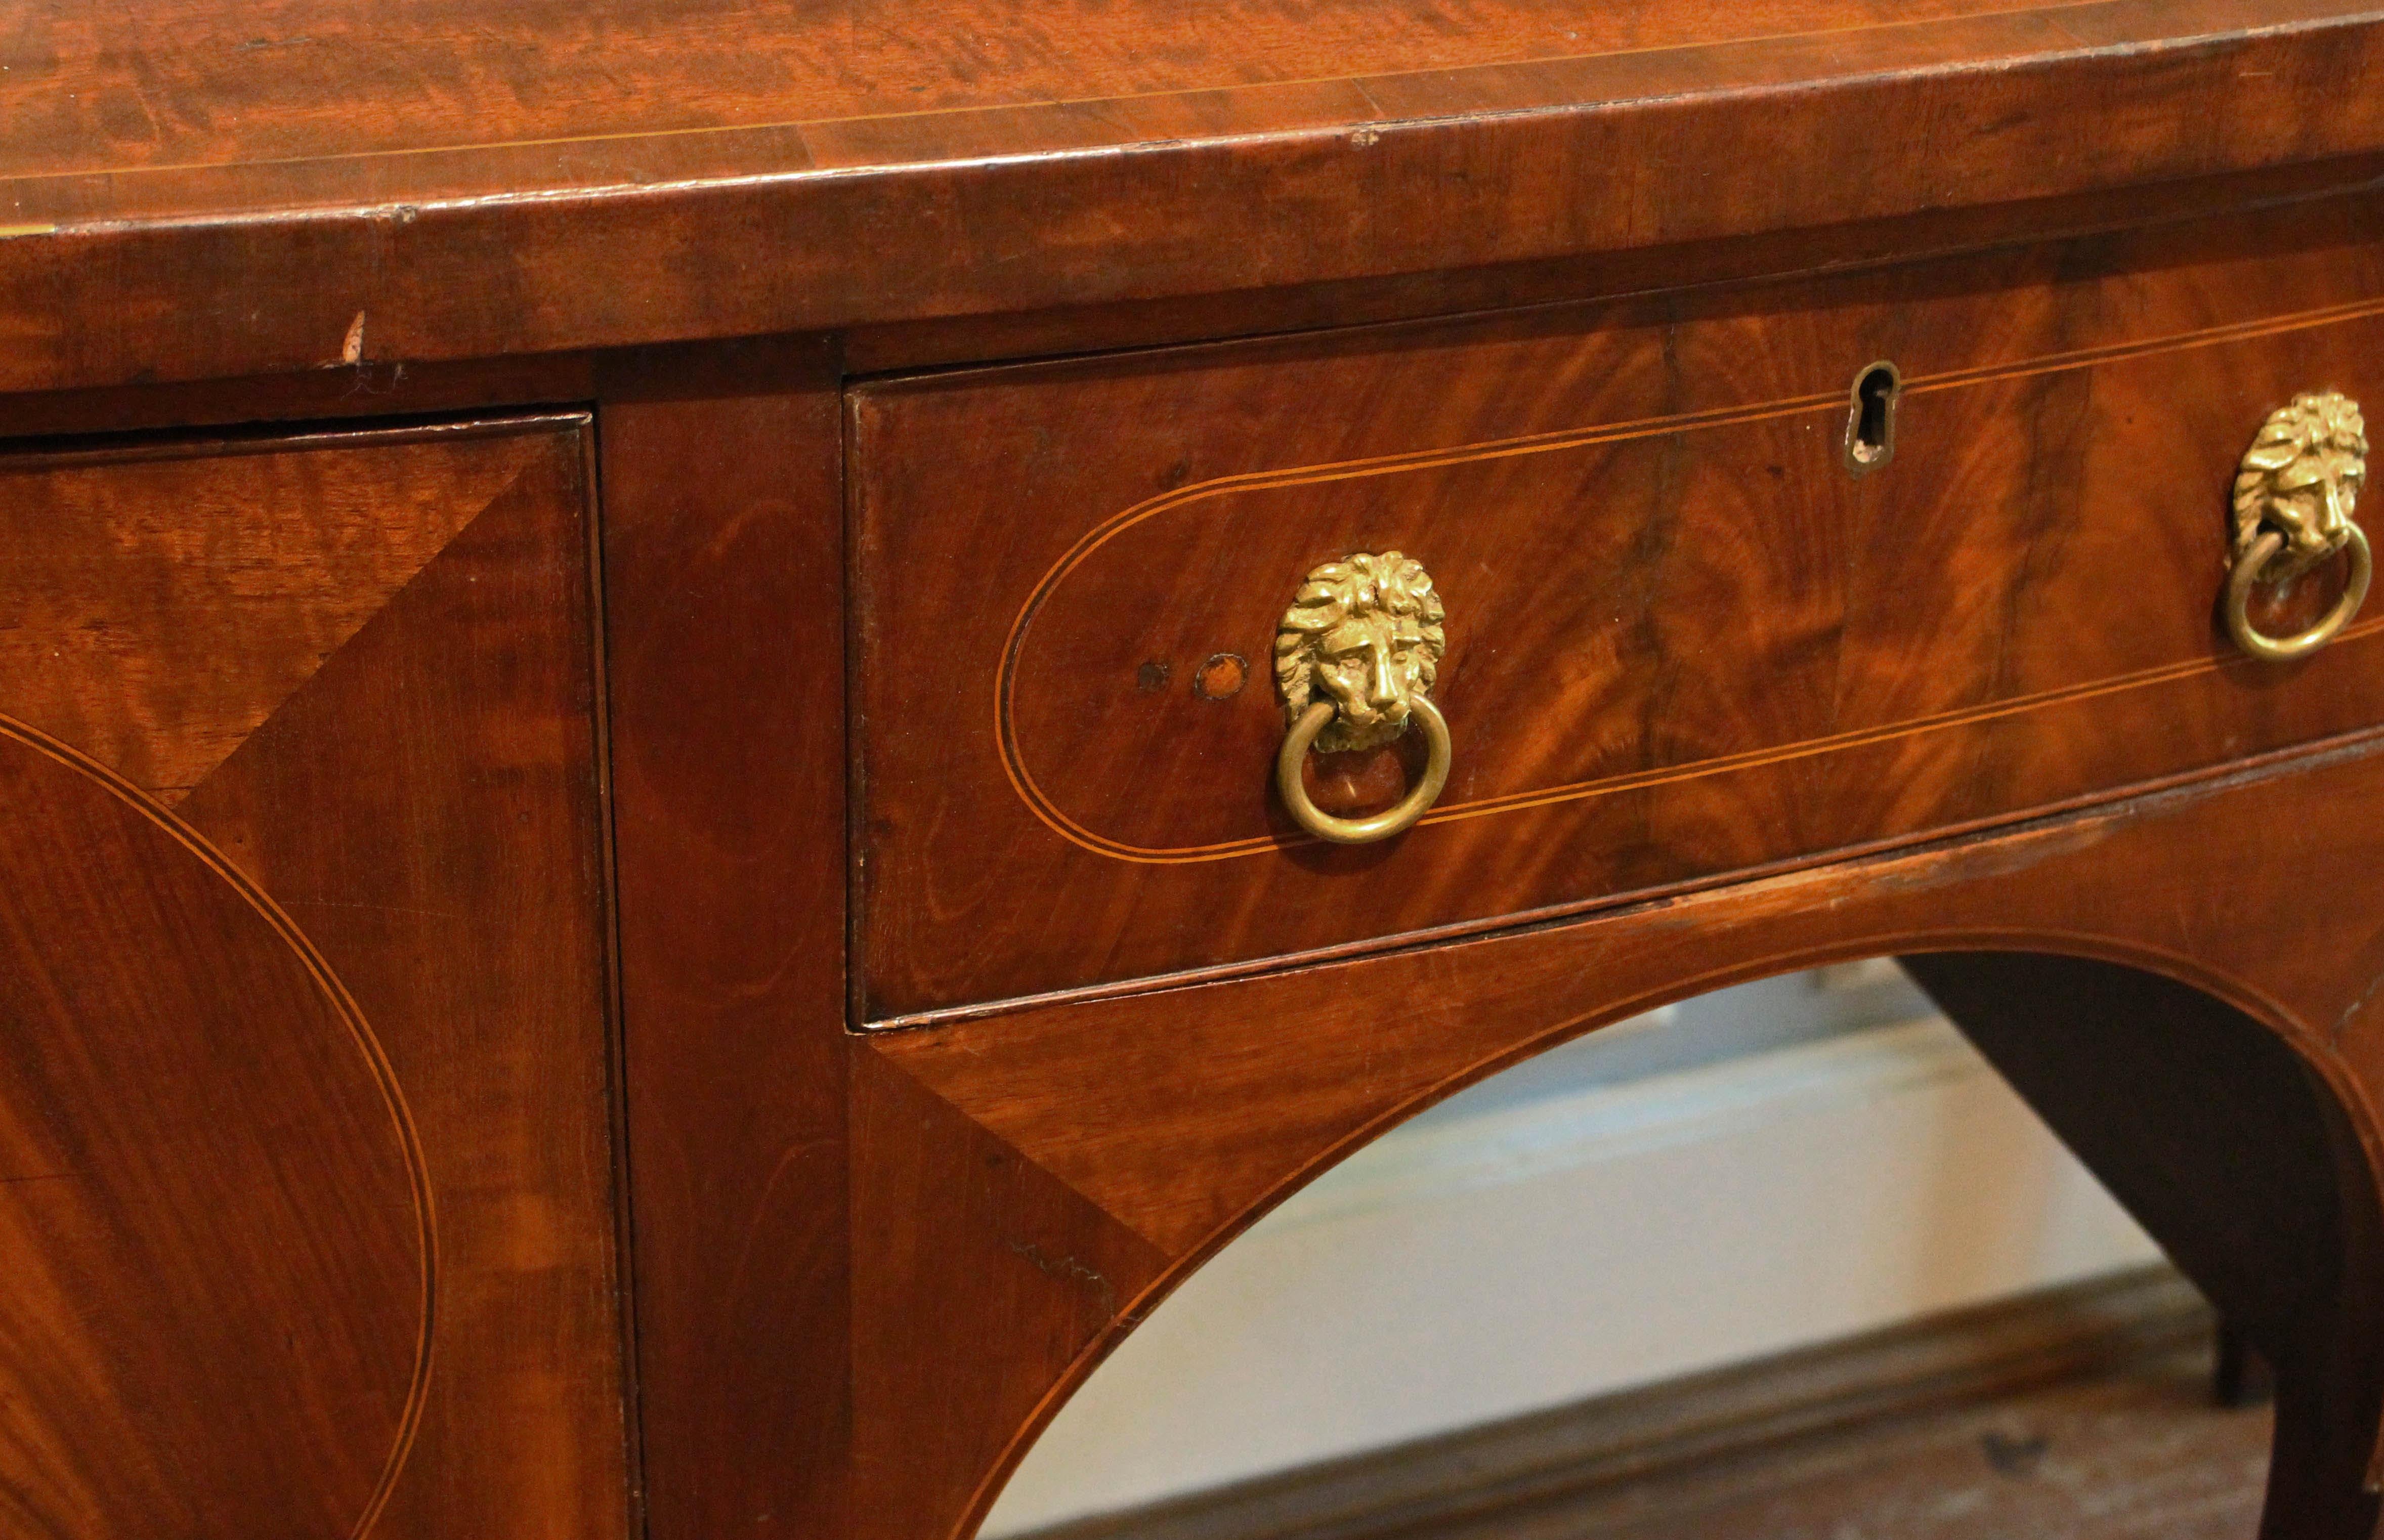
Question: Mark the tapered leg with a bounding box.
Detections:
[2218,1317,2279,1407]
[1904,951,2384,1539]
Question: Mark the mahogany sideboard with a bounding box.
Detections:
[9,3,2384,1536]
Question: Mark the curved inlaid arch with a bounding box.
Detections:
[972,939,2382,1536]
[859,737,2384,1540]
[0,713,436,1538]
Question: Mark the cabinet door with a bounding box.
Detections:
[0,416,630,1538]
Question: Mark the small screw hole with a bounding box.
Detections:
[1845,361,1902,477]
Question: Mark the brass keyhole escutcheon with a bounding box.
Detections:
[2224,391,2370,663]
[1844,360,1902,477]
[1272,551,1452,844]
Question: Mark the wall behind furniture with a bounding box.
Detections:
[983,963,2161,1535]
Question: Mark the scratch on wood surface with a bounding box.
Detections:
[342,311,367,364]
[1008,1240,1119,1316]
[2332,966,2384,1044]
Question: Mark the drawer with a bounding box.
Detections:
[851,218,2384,1025]
[0,418,630,1537]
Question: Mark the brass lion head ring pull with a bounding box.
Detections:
[1273,551,1452,844]
[2224,390,2370,663]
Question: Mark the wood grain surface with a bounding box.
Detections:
[0,720,427,1539]
[0,417,632,1537]
[0,424,544,802]
[852,188,2384,1021]
[598,341,853,1540]
[6,2,2384,393]
[19,7,2384,1529]
[852,731,2384,1540]
[0,0,2101,178]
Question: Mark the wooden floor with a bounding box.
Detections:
[1024,1270,2276,1540]
[1466,1347,2270,1540]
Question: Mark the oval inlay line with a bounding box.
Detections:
[995,293,2384,864]
[0,711,438,1539]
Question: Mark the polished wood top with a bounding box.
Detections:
[5,0,2384,394]
[0,0,2071,178]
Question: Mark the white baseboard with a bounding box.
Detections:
[983,1015,2161,1536]
[1264,1015,1985,1232]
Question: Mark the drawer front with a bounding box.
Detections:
[0,419,629,1537]
[853,209,2384,1024]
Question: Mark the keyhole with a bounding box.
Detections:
[1845,360,1902,477]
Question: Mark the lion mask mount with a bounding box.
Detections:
[2234,390,2368,582]
[1274,551,1447,754]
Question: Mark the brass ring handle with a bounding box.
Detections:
[2223,390,2369,664]
[1276,695,1453,844]
[2224,524,2371,663]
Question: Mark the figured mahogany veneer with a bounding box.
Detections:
[852,198,2384,1021]
[20,3,2384,1538]
[846,737,2384,1540]
[0,719,428,1538]
[9,0,2384,395]
[0,426,531,802]
[0,418,631,1538]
